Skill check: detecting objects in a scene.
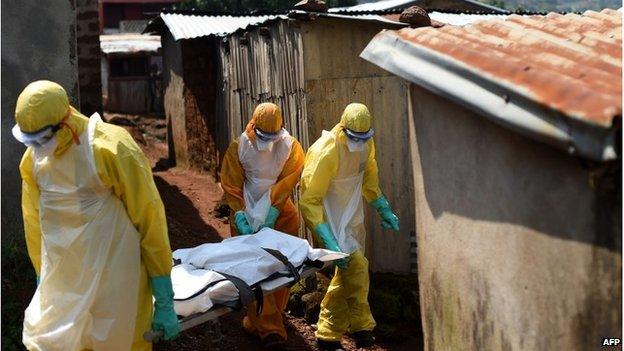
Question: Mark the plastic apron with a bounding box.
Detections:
[322,131,369,255]
[238,130,293,231]
[23,114,140,351]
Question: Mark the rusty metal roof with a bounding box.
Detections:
[362,9,622,161]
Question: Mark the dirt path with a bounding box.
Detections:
[115,114,421,351]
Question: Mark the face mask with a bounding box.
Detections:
[346,138,366,152]
[32,135,58,159]
[256,138,274,152]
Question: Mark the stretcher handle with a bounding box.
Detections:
[143,330,163,343]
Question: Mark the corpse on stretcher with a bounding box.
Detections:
[146,228,346,341]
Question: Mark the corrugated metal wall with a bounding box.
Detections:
[216,20,309,157]
[216,20,311,241]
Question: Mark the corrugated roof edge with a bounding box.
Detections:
[227,16,287,37]
[328,7,585,15]
[360,30,620,162]
[329,0,506,13]
[142,7,581,36]
[222,11,407,37]
[160,9,288,16]
[143,11,289,36]
[144,10,410,38]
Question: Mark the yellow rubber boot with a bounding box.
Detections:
[316,250,376,341]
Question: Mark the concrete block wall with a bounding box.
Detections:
[1,0,79,250]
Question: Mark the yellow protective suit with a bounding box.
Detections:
[18,81,172,351]
[299,103,383,342]
[220,103,305,340]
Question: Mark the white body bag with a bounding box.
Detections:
[171,229,346,317]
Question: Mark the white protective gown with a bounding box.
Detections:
[238,130,293,231]
[23,114,141,351]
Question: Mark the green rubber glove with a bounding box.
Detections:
[370,196,400,231]
[260,206,280,230]
[314,223,348,269]
[151,276,180,341]
[234,211,254,235]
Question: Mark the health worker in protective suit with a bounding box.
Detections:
[220,102,305,350]
[299,103,400,351]
[14,81,179,351]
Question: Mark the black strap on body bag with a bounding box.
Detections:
[260,248,301,287]
[216,272,264,316]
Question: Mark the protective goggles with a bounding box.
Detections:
[12,123,60,147]
[343,127,374,142]
[254,127,283,142]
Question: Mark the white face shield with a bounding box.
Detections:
[346,138,366,152]
[254,128,284,152]
[12,124,56,147]
[33,136,59,158]
[12,124,59,157]
[343,127,374,153]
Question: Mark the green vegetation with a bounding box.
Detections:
[176,0,357,13]
[481,0,620,12]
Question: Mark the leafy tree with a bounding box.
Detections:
[176,0,357,13]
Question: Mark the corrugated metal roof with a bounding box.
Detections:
[329,0,505,13]
[145,11,409,40]
[289,10,405,25]
[381,11,509,26]
[147,13,287,40]
[361,9,622,160]
[146,10,508,41]
[330,0,414,12]
[100,34,161,54]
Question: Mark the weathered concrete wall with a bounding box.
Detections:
[1,0,79,243]
[409,84,622,350]
[162,34,219,173]
[181,38,219,173]
[76,0,102,115]
[303,18,414,273]
[162,32,186,167]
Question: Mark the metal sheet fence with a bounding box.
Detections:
[216,20,310,240]
[216,20,309,152]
